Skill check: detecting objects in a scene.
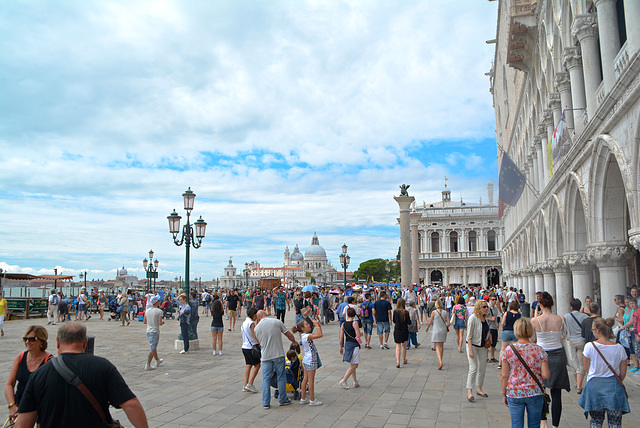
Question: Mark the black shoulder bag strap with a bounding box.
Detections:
[509,344,546,396]
[569,312,581,328]
[51,356,110,424]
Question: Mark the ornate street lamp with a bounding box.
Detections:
[167,187,207,295]
[339,244,350,289]
[244,263,251,289]
[143,250,159,292]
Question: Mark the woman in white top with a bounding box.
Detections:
[578,317,629,428]
[531,292,570,428]
[240,307,260,393]
[425,299,449,370]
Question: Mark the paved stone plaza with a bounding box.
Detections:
[1,313,639,427]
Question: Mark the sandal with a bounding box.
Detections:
[477,391,488,398]
[576,388,582,395]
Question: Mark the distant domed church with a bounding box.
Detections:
[115,266,139,289]
[284,232,339,286]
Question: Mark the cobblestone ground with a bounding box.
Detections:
[1,311,640,427]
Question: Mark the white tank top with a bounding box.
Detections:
[535,318,562,351]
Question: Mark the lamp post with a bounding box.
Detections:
[143,250,159,292]
[339,244,350,289]
[385,260,391,287]
[167,187,207,296]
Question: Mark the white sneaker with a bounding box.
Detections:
[156,359,163,367]
[218,351,223,356]
[242,385,250,392]
[339,379,350,389]
[179,350,188,354]
[245,384,258,393]
[299,398,309,405]
[144,364,155,371]
[309,400,323,406]
[212,350,217,356]
[353,381,360,388]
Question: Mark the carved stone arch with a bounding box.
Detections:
[590,135,634,243]
[565,172,589,252]
[547,194,566,258]
[537,209,550,262]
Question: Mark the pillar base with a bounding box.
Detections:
[175,339,200,351]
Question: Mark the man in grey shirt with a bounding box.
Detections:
[563,298,589,393]
[253,310,298,408]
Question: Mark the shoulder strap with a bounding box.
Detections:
[437,309,447,325]
[51,356,109,422]
[569,312,581,327]
[591,343,628,398]
[536,317,544,332]
[509,344,545,395]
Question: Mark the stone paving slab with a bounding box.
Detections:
[1,313,640,427]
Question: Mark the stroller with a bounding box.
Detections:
[271,355,303,400]
[108,299,119,321]
[160,300,175,319]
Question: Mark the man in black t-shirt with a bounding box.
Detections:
[226,289,241,331]
[16,322,147,428]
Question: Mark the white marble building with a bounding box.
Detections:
[284,232,339,286]
[412,184,504,288]
[490,0,640,317]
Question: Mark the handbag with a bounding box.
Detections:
[591,342,628,398]
[116,305,123,314]
[437,310,450,332]
[51,356,124,428]
[510,344,551,419]
[251,343,262,359]
[561,319,580,370]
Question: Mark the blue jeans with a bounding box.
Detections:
[507,395,544,428]
[261,356,287,406]
[180,323,190,352]
[406,332,419,348]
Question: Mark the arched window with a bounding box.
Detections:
[488,230,497,251]
[450,231,458,252]
[468,231,477,252]
[431,232,440,253]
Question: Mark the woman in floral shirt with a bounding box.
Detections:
[500,318,550,428]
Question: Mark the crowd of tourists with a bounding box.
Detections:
[3,282,640,427]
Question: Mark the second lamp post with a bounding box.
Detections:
[143,250,159,292]
[167,187,207,296]
[339,244,350,289]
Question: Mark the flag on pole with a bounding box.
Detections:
[498,152,525,206]
[547,109,572,177]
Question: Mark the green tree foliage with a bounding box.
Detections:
[353,258,400,282]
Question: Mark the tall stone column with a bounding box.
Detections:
[594,0,621,93]
[555,72,574,129]
[553,259,573,316]
[567,253,593,305]
[563,47,587,134]
[589,244,633,318]
[542,265,557,314]
[443,268,448,287]
[410,212,421,285]
[394,193,415,289]
[572,14,601,119]
[534,270,544,294]
[528,271,536,303]
[624,0,640,54]
[462,266,467,286]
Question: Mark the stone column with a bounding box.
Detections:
[542,266,557,314]
[534,269,544,294]
[553,259,573,316]
[548,93,562,127]
[589,244,633,318]
[410,212,421,285]
[624,0,640,54]
[594,0,621,93]
[443,268,448,287]
[463,266,467,286]
[555,72,574,129]
[481,267,487,288]
[572,14,601,119]
[528,271,536,303]
[567,253,593,305]
[563,47,587,134]
[543,110,555,149]
[395,194,415,288]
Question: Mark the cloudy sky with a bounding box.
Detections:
[0,0,499,283]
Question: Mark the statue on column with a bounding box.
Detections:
[399,184,410,196]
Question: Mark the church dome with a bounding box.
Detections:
[304,232,327,258]
[117,266,128,276]
[291,245,304,261]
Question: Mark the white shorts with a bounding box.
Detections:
[349,345,360,364]
[0,314,5,327]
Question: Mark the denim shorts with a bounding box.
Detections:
[376,321,390,335]
[454,318,466,330]
[502,330,518,342]
[211,326,224,332]
[147,332,159,351]
[362,320,373,335]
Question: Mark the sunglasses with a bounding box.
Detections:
[481,306,489,309]
[23,337,38,343]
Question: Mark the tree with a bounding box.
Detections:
[353,259,386,282]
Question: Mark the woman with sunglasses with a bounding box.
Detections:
[4,325,53,421]
[466,299,492,401]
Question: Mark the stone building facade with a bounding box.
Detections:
[413,184,504,288]
[491,0,640,317]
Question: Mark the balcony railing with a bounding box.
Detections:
[420,251,502,260]
[614,41,630,79]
